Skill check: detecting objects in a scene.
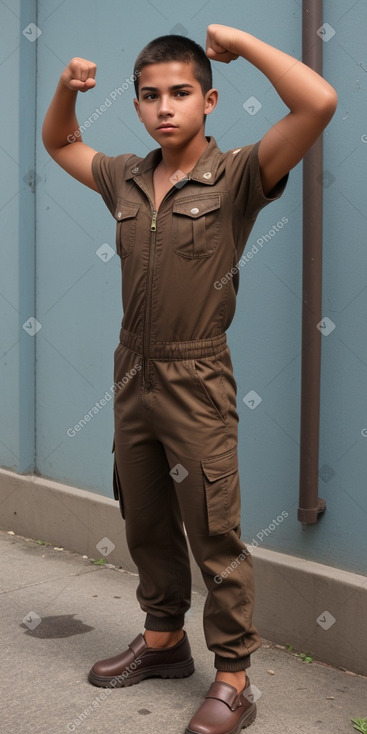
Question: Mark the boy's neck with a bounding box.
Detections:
[157,131,209,175]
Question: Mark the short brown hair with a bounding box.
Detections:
[133,34,213,99]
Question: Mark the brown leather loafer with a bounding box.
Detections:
[185,677,257,734]
[88,631,194,688]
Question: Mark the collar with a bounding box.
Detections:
[124,136,223,186]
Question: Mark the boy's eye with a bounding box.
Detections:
[143,90,190,100]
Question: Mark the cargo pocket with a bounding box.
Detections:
[114,199,140,259]
[172,194,222,258]
[188,358,227,425]
[112,437,125,519]
[201,446,240,535]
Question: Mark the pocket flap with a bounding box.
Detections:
[173,195,220,218]
[114,199,140,221]
[201,446,238,482]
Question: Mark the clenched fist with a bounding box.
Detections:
[61,57,97,92]
[206,24,240,64]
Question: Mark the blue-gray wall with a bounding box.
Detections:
[1,0,366,575]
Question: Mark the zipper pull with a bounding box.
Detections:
[150,210,157,232]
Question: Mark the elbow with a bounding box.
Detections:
[41,122,47,149]
[318,87,338,122]
[41,122,52,155]
[41,123,70,159]
[325,87,338,113]
[41,137,49,156]
[306,89,338,133]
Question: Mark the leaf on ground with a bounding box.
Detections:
[351,717,367,732]
[89,558,108,565]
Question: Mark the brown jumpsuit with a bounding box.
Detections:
[92,136,288,671]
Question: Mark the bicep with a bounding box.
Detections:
[48,141,100,192]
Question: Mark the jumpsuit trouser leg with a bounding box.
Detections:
[112,332,262,672]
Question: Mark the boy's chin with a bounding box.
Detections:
[148,129,204,147]
[149,131,182,146]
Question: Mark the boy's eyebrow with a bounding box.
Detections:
[140,83,195,92]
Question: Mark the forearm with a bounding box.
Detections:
[232,30,336,113]
[42,77,81,152]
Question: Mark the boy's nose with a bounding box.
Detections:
[158,96,174,115]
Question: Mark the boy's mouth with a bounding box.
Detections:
[157,123,177,130]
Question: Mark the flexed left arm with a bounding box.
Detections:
[206,24,338,196]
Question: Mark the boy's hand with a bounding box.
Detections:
[61,57,97,93]
[206,24,240,64]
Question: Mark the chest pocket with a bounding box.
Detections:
[172,194,222,258]
[114,199,140,258]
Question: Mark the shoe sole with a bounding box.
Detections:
[185,703,257,734]
[88,657,195,688]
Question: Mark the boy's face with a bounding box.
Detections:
[134,60,217,148]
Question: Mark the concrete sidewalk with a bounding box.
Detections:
[1,529,366,734]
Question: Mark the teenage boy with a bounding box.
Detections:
[42,23,337,734]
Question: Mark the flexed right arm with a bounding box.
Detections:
[42,58,100,191]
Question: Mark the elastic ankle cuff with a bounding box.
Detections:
[144,613,185,632]
[215,654,251,672]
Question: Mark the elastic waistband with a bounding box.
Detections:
[119,329,227,359]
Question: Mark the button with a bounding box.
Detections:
[117,212,122,218]
[131,166,139,173]
[203,171,212,179]
[191,207,199,214]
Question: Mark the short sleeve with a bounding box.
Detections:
[91,152,117,216]
[224,140,289,220]
[92,152,135,217]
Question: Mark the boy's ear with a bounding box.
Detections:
[204,87,218,116]
[133,97,143,122]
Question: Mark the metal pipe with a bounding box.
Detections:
[298,0,326,524]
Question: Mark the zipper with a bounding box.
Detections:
[142,208,157,387]
[150,210,157,232]
[131,177,183,389]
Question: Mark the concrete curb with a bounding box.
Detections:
[1,466,366,675]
